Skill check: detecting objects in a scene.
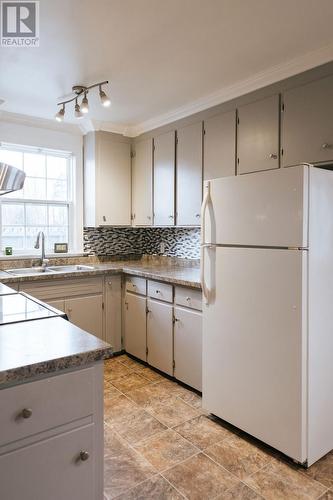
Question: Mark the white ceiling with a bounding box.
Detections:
[0,0,333,136]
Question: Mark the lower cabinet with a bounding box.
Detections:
[174,306,202,391]
[65,295,103,340]
[124,292,147,362]
[0,425,95,500]
[147,298,173,376]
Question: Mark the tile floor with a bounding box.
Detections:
[103,354,333,500]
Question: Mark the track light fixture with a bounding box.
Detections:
[55,80,110,121]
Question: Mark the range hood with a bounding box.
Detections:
[0,163,25,195]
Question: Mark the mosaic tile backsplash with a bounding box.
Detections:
[83,227,200,259]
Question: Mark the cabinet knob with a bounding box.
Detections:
[269,153,278,159]
[108,281,112,286]
[21,408,32,419]
[67,307,72,313]
[195,214,200,218]
[186,296,191,301]
[155,290,161,294]
[79,450,90,462]
[322,143,332,150]
[147,215,151,220]
[169,215,174,219]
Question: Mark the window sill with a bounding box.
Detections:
[0,252,87,261]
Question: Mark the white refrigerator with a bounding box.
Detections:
[201,164,333,466]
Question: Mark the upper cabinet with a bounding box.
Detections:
[282,75,333,167]
[132,138,153,226]
[203,110,236,180]
[237,95,280,175]
[84,132,131,227]
[153,130,176,226]
[176,122,203,226]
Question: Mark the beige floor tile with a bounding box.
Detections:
[163,452,238,500]
[135,366,165,383]
[110,408,167,445]
[147,397,201,427]
[304,451,333,489]
[114,474,184,499]
[125,382,174,407]
[104,395,138,423]
[217,481,264,499]
[174,415,233,450]
[112,372,152,393]
[318,491,333,500]
[205,434,271,480]
[177,390,203,410]
[105,362,133,382]
[104,428,156,499]
[104,381,122,400]
[134,429,199,472]
[118,355,144,370]
[245,460,327,500]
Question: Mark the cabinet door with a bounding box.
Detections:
[0,425,94,500]
[237,95,280,174]
[147,299,173,375]
[204,110,236,180]
[97,135,131,226]
[65,295,103,340]
[153,131,175,226]
[282,75,333,166]
[132,139,153,226]
[124,292,147,361]
[105,276,122,352]
[45,299,65,313]
[176,122,203,226]
[174,306,202,391]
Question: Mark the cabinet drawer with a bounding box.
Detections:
[0,424,94,500]
[175,286,202,311]
[19,277,103,301]
[125,276,146,295]
[0,368,94,447]
[148,280,173,303]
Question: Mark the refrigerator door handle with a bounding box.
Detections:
[201,181,211,304]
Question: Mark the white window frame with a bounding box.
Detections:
[0,142,81,257]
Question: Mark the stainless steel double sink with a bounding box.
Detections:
[5,265,95,276]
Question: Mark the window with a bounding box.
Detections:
[0,143,74,255]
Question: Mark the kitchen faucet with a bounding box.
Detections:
[34,231,49,268]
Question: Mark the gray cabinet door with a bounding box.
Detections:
[237,95,280,174]
[124,292,147,362]
[282,75,333,167]
[204,110,236,180]
[153,131,175,226]
[65,295,103,340]
[147,298,173,375]
[132,138,153,226]
[176,122,203,226]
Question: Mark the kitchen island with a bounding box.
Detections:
[0,300,112,500]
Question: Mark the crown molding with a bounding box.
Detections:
[0,110,83,135]
[124,41,333,137]
[91,119,132,136]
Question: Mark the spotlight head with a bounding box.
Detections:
[99,85,111,107]
[75,99,84,119]
[55,104,65,122]
[81,93,89,114]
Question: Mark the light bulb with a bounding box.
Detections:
[74,99,84,119]
[99,86,111,107]
[81,93,89,114]
[55,104,65,122]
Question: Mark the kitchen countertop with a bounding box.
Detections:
[0,316,112,388]
[0,258,201,289]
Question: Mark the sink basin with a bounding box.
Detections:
[48,265,95,272]
[6,267,57,276]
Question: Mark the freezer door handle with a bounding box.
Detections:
[201,182,211,304]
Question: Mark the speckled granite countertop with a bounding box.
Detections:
[0,257,201,289]
[0,316,112,388]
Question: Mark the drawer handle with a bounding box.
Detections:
[322,143,332,150]
[79,450,90,462]
[195,214,200,218]
[21,408,32,419]
[269,153,278,159]
[186,297,191,301]
[155,290,161,294]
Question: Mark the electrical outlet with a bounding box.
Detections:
[159,242,165,254]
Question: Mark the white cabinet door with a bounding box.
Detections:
[124,292,147,361]
[132,138,153,226]
[176,122,203,226]
[174,306,202,391]
[0,425,95,500]
[153,131,175,226]
[147,299,173,375]
[237,95,280,174]
[282,75,333,167]
[96,134,131,226]
[204,110,236,180]
[105,276,122,352]
[65,295,103,340]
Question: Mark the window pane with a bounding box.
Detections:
[24,152,46,177]
[47,226,68,250]
[48,205,68,226]
[24,177,46,199]
[2,204,24,225]
[2,226,25,250]
[47,179,67,201]
[26,204,47,226]
[0,150,23,169]
[47,156,67,180]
